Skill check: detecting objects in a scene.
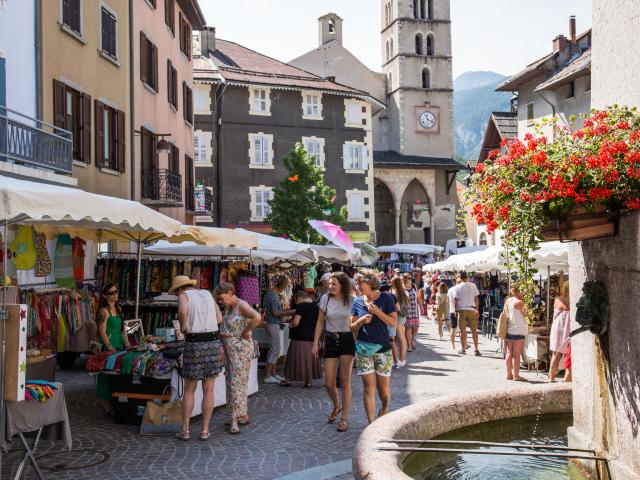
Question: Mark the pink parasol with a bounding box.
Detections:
[308,220,354,252]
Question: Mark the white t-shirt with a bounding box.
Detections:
[320,293,353,333]
[447,285,458,314]
[455,281,479,311]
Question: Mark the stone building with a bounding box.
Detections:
[497,16,592,140]
[192,29,381,240]
[291,3,461,247]
[568,2,640,479]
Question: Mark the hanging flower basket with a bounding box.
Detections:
[543,206,620,242]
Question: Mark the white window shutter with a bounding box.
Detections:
[255,190,263,218]
[263,137,270,165]
[264,191,272,216]
[253,137,262,164]
[362,146,369,170]
[343,144,351,169]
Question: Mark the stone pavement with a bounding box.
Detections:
[3,317,549,480]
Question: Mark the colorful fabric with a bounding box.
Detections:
[236,272,260,305]
[54,234,74,288]
[72,237,86,282]
[10,226,37,270]
[355,349,393,377]
[34,232,52,277]
[221,305,253,419]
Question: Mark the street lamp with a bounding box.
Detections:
[134,130,172,152]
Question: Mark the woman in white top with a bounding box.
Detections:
[503,286,528,381]
[311,272,355,432]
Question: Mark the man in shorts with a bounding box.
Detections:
[454,271,480,356]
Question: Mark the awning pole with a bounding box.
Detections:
[135,240,142,320]
[1,220,8,463]
[546,265,551,328]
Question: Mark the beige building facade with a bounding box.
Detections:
[132,0,205,223]
[40,0,132,198]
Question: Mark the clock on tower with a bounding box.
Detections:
[415,106,440,133]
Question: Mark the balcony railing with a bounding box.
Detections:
[0,106,73,174]
[141,167,183,207]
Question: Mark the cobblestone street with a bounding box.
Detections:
[3,318,547,480]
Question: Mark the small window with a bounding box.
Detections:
[421,67,431,89]
[252,89,268,113]
[306,95,319,116]
[415,34,423,55]
[164,0,175,34]
[182,81,193,124]
[194,134,209,164]
[390,37,394,58]
[527,102,534,125]
[343,144,368,171]
[167,60,178,109]
[251,135,272,166]
[62,0,82,36]
[95,100,125,172]
[479,232,488,246]
[567,81,575,99]
[179,12,191,59]
[252,188,273,220]
[303,93,322,119]
[413,0,419,18]
[54,80,91,163]
[347,103,362,125]
[420,0,427,19]
[303,137,324,168]
[140,32,158,91]
[426,35,434,56]
[101,7,117,60]
[193,88,210,112]
[348,193,365,220]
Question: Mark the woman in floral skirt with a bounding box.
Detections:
[214,282,261,433]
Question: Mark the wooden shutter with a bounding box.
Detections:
[253,137,262,165]
[179,12,184,53]
[95,101,104,167]
[172,68,178,109]
[362,146,369,170]
[343,144,351,169]
[116,110,125,172]
[140,32,148,84]
[152,44,158,91]
[262,136,270,165]
[182,82,187,121]
[53,80,66,128]
[167,59,172,104]
[81,93,92,163]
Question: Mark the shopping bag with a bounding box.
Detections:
[497,303,509,340]
[140,386,182,435]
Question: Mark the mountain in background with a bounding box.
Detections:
[454,71,512,164]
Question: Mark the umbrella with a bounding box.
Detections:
[308,220,354,252]
[354,242,379,266]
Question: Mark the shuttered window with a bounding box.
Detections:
[185,155,195,211]
[101,7,117,60]
[164,0,175,34]
[193,134,208,164]
[140,127,158,199]
[53,79,91,163]
[254,189,272,220]
[62,0,82,36]
[252,135,271,166]
[140,32,158,92]
[179,12,191,59]
[95,100,125,172]
[169,144,180,174]
[167,60,178,109]
[342,143,369,171]
[348,193,365,220]
[182,81,193,124]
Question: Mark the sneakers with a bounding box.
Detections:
[264,376,280,384]
[274,374,284,381]
[397,360,407,367]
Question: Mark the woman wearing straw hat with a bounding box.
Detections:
[171,276,224,441]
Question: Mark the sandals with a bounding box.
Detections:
[175,430,191,441]
[199,431,211,441]
[230,423,240,434]
[337,418,349,432]
[225,416,250,425]
[279,380,293,387]
[327,405,342,423]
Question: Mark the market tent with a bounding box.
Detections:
[0,175,186,242]
[377,244,443,255]
[308,244,353,264]
[145,229,314,266]
[181,226,258,250]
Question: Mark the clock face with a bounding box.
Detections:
[419,111,436,129]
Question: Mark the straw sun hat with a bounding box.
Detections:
[168,275,197,294]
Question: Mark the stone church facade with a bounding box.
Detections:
[291,1,461,247]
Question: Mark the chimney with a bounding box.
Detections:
[553,34,568,52]
[200,27,216,55]
[326,76,336,82]
[569,15,576,45]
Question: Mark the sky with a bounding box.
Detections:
[200,0,592,79]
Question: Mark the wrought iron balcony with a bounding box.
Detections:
[0,106,73,174]
[141,167,183,207]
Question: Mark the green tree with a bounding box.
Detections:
[267,143,347,243]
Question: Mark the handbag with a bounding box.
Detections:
[497,302,510,340]
[140,385,183,435]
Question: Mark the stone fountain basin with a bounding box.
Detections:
[353,383,572,480]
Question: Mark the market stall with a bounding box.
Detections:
[376,243,443,275]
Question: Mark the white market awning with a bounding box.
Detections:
[377,244,443,256]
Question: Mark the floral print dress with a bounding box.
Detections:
[221,303,254,420]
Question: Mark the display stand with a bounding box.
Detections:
[170,358,259,417]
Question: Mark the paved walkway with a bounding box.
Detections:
[3,317,548,480]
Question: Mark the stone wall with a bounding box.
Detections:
[568,3,640,478]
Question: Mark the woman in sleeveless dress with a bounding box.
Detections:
[549,283,571,382]
[214,282,261,434]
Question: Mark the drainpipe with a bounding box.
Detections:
[34,0,42,120]
[129,0,136,200]
[535,91,569,129]
[214,81,228,227]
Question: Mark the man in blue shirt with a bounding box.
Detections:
[352,273,397,423]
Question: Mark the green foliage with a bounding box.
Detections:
[267,143,347,243]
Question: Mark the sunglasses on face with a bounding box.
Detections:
[106,290,118,296]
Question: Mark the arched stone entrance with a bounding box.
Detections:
[400,179,432,244]
[374,179,396,246]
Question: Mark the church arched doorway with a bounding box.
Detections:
[374,179,396,246]
[400,179,431,244]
